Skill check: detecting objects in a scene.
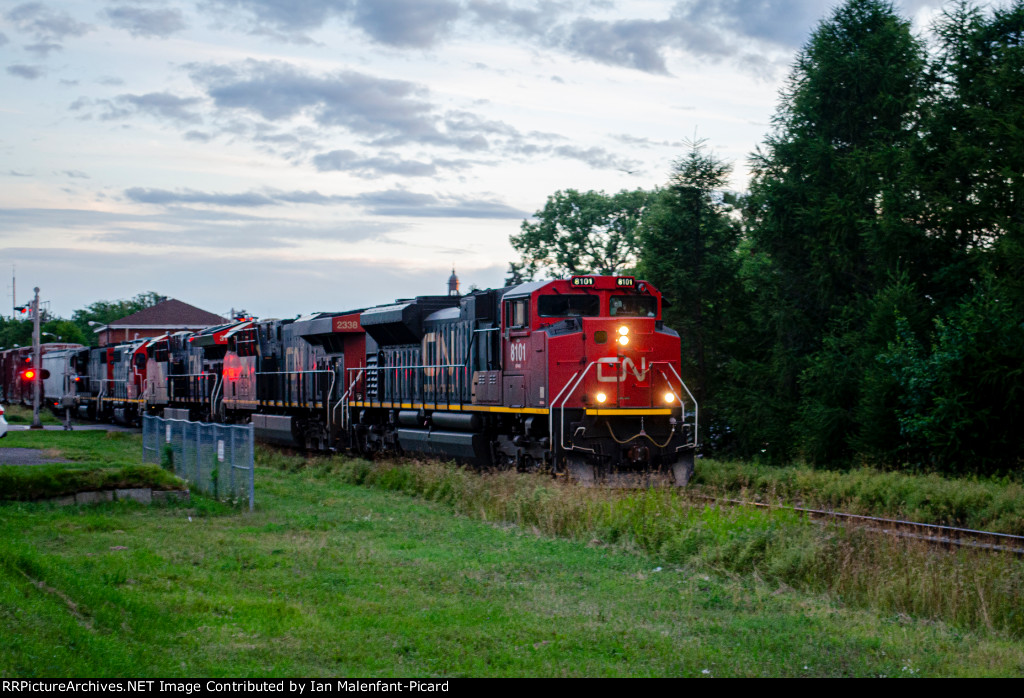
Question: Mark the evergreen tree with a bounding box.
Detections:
[637,140,743,435]
[742,0,928,462]
[921,1,1024,305]
[874,0,1024,473]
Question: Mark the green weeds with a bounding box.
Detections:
[693,459,1024,534]
[268,453,1024,639]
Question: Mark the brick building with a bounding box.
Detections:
[94,298,226,346]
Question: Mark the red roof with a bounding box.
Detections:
[108,299,225,328]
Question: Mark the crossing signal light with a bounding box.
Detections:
[19,368,50,382]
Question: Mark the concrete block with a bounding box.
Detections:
[51,495,76,506]
[152,489,190,503]
[75,490,113,505]
[115,488,152,504]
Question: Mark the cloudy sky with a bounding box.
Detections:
[1,0,948,320]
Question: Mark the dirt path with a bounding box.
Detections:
[0,447,71,465]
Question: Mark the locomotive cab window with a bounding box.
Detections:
[538,294,600,318]
[609,295,658,318]
[504,298,529,329]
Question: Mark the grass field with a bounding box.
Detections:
[3,404,63,426]
[1,430,1023,677]
[0,429,185,500]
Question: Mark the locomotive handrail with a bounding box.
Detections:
[253,370,334,406]
[356,361,469,411]
[165,372,215,404]
[353,324,490,410]
[210,374,223,420]
[653,362,699,450]
[95,377,108,407]
[550,360,699,458]
[254,369,335,418]
[355,363,465,370]
[554,361,601,455]
[94,377,129,409]
[336,368,366,432]
[325,370,336,431]
[654,369,686,423]
[254,370,335,375]
[548,369,580,453]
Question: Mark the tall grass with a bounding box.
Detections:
[693,459,1024,534]
[264,450,1024,638]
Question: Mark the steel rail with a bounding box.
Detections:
[683,491,1024,556]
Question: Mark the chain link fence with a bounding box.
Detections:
[143,415,255,510]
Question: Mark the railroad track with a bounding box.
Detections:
[268,448,1024,555]
[684,491,1024,556]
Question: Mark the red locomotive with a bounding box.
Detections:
[1,275,698,483]
[348,275,697,483]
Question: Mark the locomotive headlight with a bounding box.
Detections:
[617,335,629,346]
[618,325,629,336]
[664,392,675,403]
[596,392,608,403]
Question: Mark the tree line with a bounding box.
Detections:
[0,292,163,351]
[510,0,1024,475]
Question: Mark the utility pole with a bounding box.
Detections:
[31,287,42,429]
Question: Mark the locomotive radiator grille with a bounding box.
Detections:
[365,355,378,400]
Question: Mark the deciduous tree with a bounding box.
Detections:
[511,189,651,279]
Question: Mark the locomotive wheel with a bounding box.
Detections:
[489,441,515,471]
[671,453,695,487]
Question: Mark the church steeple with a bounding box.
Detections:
[447,266,460,296]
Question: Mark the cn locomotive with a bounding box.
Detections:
[0,276,698,483]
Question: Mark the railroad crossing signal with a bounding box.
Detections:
[20,368,50,382]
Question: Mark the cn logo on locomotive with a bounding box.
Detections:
[596,357,649,383]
